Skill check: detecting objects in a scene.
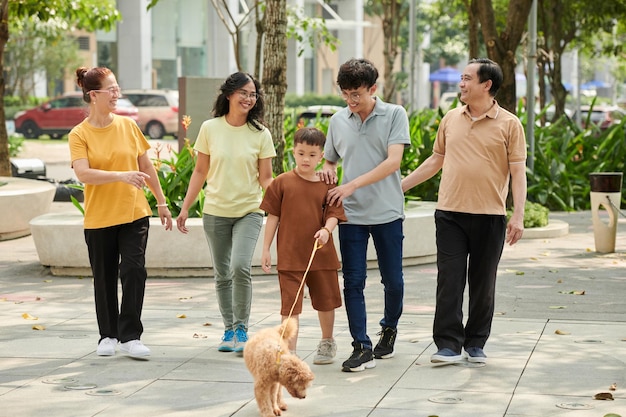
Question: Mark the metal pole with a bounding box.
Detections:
[526,0,537,172]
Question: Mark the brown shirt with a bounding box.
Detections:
[260,170,347,271]
[433,101,527,215]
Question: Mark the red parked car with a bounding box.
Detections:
[14,93,139,139]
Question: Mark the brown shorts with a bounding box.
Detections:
[278,269,342,315]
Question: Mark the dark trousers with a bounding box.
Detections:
[339,219,404,349]
[433,210,506,352]
[84,217,149,344]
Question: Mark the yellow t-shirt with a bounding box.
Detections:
[194,116,275,217]
[69,115,152,229]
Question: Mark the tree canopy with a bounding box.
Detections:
[0,0,120,176]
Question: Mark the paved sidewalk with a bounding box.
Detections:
[2,141,625,416]
[1,208,625,417]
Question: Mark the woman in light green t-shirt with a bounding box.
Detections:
[177,72,275,353]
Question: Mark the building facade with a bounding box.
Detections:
[87,0,388,97]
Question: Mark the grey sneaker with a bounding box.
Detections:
[465,346,487,363]
[313,338,337,365]
[431,347,462,363]
[218,330,235,352]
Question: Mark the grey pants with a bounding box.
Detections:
[202,212,263,331]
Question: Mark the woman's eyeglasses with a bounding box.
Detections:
[237,90,258,100]
[91,86,121,96]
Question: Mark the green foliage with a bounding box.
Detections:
[8,135,24,157]
[10,1,121,32]
[145,140,204,218]
[286,6,339,57]
[284,93,345,108]
[507,201,549,228]
[402,108,442,202]
[524,110,626,211]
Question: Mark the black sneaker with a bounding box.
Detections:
[341,342,376,372]
[373,326,397,359]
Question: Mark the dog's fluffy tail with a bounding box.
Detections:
[279,318,297,341]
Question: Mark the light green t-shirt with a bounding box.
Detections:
[194,116,275,217]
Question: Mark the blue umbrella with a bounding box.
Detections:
[581,80,610,89]
[429,67,462,83]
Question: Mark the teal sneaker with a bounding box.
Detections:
[218,329,235,352]
[233,326,248,353]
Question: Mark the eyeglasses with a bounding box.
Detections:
[340,91,363,102]
[91,86,121,96]
[237,89,258,100]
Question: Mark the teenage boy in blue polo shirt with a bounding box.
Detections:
[320,58,410,372]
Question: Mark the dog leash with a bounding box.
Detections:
[276,239,322,364]
[281,238,322,337]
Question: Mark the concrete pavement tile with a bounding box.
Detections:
[507,393,624,416]
[93,380,256,417]
[374,387,512,416]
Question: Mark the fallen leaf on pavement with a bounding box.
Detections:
[176,314,187,319]
[193,333,207,339]
[22,313,38,320]
[557,279,563,283]
[203,322,212,327]
[609,383,617,391]
[43,280,52,283]
[594,392,614,401]
[549,306,567,309]
[515,271,525,276]
[32,325,45,330]
[555,329,570,335]
[558,290,586,295]
[541,252,550,256]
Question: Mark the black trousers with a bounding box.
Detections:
[433,210,506,352]
[84,217,149,344]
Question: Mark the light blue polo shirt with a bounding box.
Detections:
[325,98,410,225]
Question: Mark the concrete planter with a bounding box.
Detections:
[30,202,439,277]
[0,176,56,241]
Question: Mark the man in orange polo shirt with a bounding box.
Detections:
[402,58,527,364]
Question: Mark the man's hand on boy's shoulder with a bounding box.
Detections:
[317,168,338,185]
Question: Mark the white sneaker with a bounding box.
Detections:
[96,337,118,356]
[119,340,151,358]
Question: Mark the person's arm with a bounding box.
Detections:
[326,143,405,206]
[72,158,150,189]
[138,152,172,230]
[176,152,209,234]
[506,162,527,245]
[401,153,444,192]
[313,216,339,246]
[258,157,274,191]
[261,214,279,273]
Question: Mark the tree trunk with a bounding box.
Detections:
[262,0,287,176]
[380,0,407,103]
[463,0,480,59]
[473,0,533,113]
[253,0,265,79]
[0,0,10,177]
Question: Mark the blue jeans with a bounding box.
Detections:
[202,212,263,331]
[339,219,404,349]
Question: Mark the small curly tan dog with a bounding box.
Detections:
[244,318,315,417]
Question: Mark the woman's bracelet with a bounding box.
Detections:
[156,203,168,208]
[321,227,331,235]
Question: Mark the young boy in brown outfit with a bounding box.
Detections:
[261,127,346,364]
